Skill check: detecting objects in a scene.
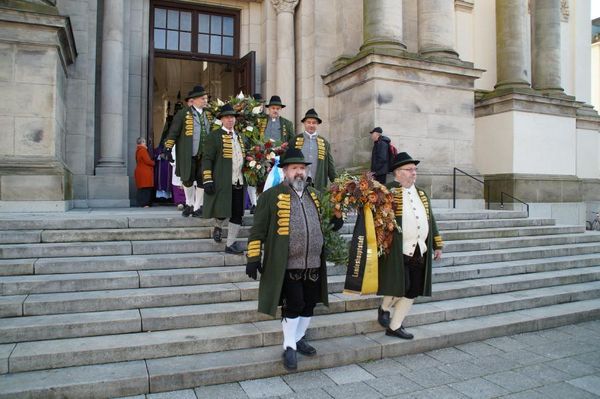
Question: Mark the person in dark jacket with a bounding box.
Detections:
[370,127,391,185]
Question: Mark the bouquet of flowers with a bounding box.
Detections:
[329,172,399,256]
[242,139,289,187]
[207,91,264,143]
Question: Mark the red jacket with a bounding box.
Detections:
[134,145,155,188]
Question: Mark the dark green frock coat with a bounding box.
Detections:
[163,107,211,182]
[290,134,336,192]
[247,183,329,317]
[256,116,294,143]
[377,182,444,298]
[201,128,246,219]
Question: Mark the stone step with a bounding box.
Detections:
[437,217,554,231]
[0,259,34,276]
[0,223,580,247]
[0,227,594,260]
[6,247,600,296]
[443,232,600,253]
[3,255,599,341]
[11,240,600,279]
[9,265,600,318]
[1,298,595,398]
[6,281,600,373]
[142,299,600,392]
[436,241,600,267]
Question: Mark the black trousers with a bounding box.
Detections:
[281,269,321,319]
[182,156,203,188]
[403,246,426,299]
[218,185,244,225]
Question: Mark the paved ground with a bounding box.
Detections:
[118,320,600,399]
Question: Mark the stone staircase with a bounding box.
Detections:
[0,208,599,398]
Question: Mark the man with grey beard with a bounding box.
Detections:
[245,148,343,371]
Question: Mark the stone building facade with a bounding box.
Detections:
[0,0,598,224]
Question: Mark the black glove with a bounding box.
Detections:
[162,147,173,162]
[246,260,263,280]
[204,181,215,195]
[330,216,344,232]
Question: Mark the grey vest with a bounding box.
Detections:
[301,132,319,180]
[287,190,323,269]
[264,118,281,141]
[192,108,209,156]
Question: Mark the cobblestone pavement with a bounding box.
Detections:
[120,320,600,399]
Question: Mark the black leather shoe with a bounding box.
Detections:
[213,227,222,242]
[296,338,316,356]
[283,347,297,371]
[192,207,202,217]
[181,205,193,217]
[225,242,244,254]
[250,205,256,214]
[378,306,390,328]
[385,325,414,340]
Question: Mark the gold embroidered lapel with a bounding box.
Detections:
[222,132,233,159]
[392,187,403,217]
[317,137,325,160]
[295,136,304,150]
[418,190,430,220]
[276,193,291,236]
[184,111,194,137]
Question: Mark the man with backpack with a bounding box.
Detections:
[369,127,396,185]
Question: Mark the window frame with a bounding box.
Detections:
[151,0,240,62]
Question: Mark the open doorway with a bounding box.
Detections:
[152,58,235,144]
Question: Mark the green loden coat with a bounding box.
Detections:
[290,134,336,192]
[256,115,294,144]
[163,107,211,183]
[202,128,246,219]
[377,181,444,298]
[247,183,329,317]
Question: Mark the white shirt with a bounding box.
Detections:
[401,185,429,256]
[193,106,203,115]
[225,128,244,185]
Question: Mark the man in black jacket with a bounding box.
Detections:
[370,127,391,185]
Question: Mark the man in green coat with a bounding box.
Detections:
[377,152,444,339]
[256,95,294,144]
[290,109,336,192]
[202,104,246,254]
[245,148,342,371]
[163,85,211,217]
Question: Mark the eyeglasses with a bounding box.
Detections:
[399,167,418,172]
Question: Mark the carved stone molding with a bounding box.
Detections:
[271,0,299,14]
[560,0,569,22]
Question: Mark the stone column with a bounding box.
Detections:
[532,0,563,92]
[96,0,125,172]
[494,0,530,89]
[418,0,458,59]
[272,0,299,122]
[360,0,405,52]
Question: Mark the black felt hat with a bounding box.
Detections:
[218,103,239,118]
[252,93,265,103]
[390,152,420,172]
[278,147,312,167]
[186,85,207,100]
[266,95,286,108]
[370,127,383,134]
[301,108,322,124]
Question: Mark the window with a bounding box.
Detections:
[153,4,238,58]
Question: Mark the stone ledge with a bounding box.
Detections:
[475,90,583,118]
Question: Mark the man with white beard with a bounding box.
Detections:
[245,148,343,370]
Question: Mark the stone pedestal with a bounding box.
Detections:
[0,2,77,212]
[323,51,483,203]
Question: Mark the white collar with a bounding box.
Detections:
[304,131,318,138]
[193,106,203,114]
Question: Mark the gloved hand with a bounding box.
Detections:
[204,181,215,195]
[330,216,344,232]
[246,260,263,280]
[162,147,174,162]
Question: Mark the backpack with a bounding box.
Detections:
[388,141,398,171]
